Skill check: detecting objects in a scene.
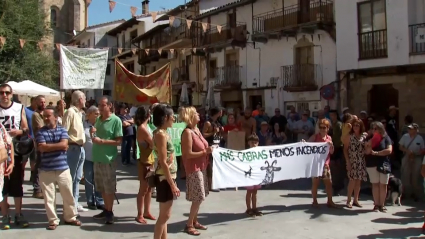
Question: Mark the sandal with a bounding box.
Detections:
[135,217,147,224]
[143,214,156,220]
[184,225,200,236]
[311,202,320,208]
[353,201,363,208]
[245,209,255,216]
[327,202,340,209]
[373,205,379,212]
[64,220,81,226]
[253,209,263,216]
[346,202,353,209]
[379,206,387,213]
[46,224,58,230]
[194,222,208,230]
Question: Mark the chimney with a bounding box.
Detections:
[142,0,149,14]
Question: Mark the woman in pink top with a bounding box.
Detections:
[307,119,337,208]
[180,106,214,236]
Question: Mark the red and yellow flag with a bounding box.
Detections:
[113,60,171,105]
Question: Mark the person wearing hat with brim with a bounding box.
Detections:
[399,123,424,201]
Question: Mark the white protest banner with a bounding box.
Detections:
[59,45,109,89]
[212,142,330,189]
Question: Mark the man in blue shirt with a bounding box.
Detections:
[36,106,81,230]
[24,97,40,198]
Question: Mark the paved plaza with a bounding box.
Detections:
[2,162,425,239]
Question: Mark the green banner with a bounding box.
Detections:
[148,121,186,157]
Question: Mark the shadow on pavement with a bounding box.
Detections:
[357,227,423,239]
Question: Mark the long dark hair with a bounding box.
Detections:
[135,106,150,126]
[152,104,173,128]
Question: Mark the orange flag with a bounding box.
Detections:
[151,11,157,21]
[169,49,174,55]
[86,0,92,6]
[169,16,175,26]
[0,36,5,47]
[181,49,185,55]
[186,19,193,29]
[202,22,208,33]
[131,48,137,55]
[130,6,137,17]
[109,1,116,13]
[19,39,26,48]
[118,48,123,54]
[55,43,61,50]
[217,25,222,34]
[193,48,196,53]
[158,49,162,55]
[145,49,149,55]
[38,42,44,50]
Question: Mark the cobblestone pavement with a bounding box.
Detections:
[1,161,425,239]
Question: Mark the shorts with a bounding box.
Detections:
[2,155,24,197]
[366,167,389,184]
[156,177,176,203]
[94,161,117,194]
[246,185,261,190]
[314,164,331,180]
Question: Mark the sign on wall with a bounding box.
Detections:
[212,142,330,189]
[416,27,425,43]
[59,45,109,89]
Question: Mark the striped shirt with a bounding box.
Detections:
[36,125,69,171]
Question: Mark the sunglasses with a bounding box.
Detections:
[319,126,327,129]
[353,124,360,127]
[0,91,11,95]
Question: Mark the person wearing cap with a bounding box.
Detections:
[254,107,269,131]
[293,112,314,142]
[257,121,271,146]
[399,123,424,201]
[401,115,414,137]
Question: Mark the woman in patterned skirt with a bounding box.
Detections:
[343,118,368,208]
[180,106,214,236]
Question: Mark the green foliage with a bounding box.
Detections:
[0,0,58,88]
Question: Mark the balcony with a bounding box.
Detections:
[252,0,334,42]
[138,47,168,65]
[194,22,247,48]
[280,64,320,92]
[214,65,242,90]
[409,23,425,55]
[160,23,192,49]
[358,29,388,60]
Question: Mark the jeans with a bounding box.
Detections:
[83,160,104,206]
[30,151,41,193]
[121,135,133,164]
[67,145,85,208]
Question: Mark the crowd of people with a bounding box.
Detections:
[0,81,424,236]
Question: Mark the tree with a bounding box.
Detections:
[0,0,58,88]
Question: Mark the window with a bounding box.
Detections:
[121,34,125,48]
[228,12,237,28]
[106,64,111,75]
[50,7,58,27]
[358,0,388,59]
[130,30,138,40]
[103,90,111,96]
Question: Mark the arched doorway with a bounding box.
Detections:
[368,84,398,119]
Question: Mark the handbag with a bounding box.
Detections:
[377,158,391,174]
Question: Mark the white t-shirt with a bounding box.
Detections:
[399,133,424,159]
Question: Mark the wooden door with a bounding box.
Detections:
[298,0,310,24]
[295,46,313,86]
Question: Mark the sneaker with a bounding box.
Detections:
[87,204,97,210]
[14,214,29,228]
[105,211,114,224]
[32,192,43,199]
[1,215,11,230]
[93,210,107,220]
[77,204,89,212]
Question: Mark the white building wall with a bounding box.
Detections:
[336,0,425,71]
[203,0,336,115]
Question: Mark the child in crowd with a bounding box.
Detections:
[245,134,263,217]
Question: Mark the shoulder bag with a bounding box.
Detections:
[376,137,395,174]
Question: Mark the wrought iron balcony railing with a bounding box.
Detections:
[358,29,388,59]
[214,65,242,87]
[409,23,425,54]
[194,22,246,47]
[252,0,334,34]
[280,64,320,92]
